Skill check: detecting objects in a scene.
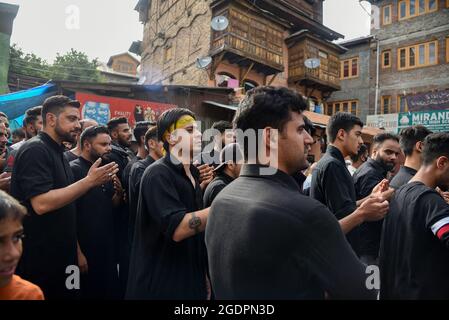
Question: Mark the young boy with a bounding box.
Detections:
[0,190,44,300]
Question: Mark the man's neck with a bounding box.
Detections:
[0,276,12,289]
[223,167,236,179]
[137,146,148,159]
[404,154,421,171]
[148,151,159,161]
[411,165,438,189]
[329,143,348,158]
[42,128,62,145]
[70,144,82,156]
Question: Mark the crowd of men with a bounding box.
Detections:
[1,86,449,300]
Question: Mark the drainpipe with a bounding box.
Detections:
[374,36,380,115]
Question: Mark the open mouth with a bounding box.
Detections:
[0,265,16,277]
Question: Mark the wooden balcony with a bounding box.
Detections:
[289,65,341,91]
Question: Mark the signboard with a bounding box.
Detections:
[398,110,449,132]
[366,113,399,133]
[406,90,449,112]
[75,92,176,126]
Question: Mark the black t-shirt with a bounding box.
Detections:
[126,153,207,300]
[206,164,376,300]
[353,158,388,258]
[380,182,449,299]
[10,132,78,299]
[64,150,78,163]
[70,156,119,299]
[128,155,156,244]
[203,172,234,208]
[390,166,417,190]
[310,145,360,254]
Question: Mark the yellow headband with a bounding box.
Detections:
[162,115,196,143]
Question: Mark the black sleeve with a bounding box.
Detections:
[13,145,54,200]
[303,203,377,299]
[320,162,357,219]
[141,168,187,241]
[203,181,226,208]
[424,192,449,249]
[355,174,380,200]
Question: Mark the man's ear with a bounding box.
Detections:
[336,128,346,142]
[416,140,423,153]
[46,113,56,127]
[436,156,449,170]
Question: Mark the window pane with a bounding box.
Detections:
[335,103,340,112]
[429,42,436,64]
[399,96,407,112]
[343,61,349,77]
[429,0,436,10]
[351,102,357,115]
[351,59,358,76]
[326,105,333,116]
[383,98,389,114]
[400,49,406,68]
[419,0,426,13]
[384,6,390,22]
[419,44,425,65]
[343,102,349,112]
[409,47,416,66]
[410,0,416,15]
[400,1,406,18]
[384,51,390,66]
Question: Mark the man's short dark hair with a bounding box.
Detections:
[422,133,449,166]
[327,112,364,143]
[211,121,232,134]
[134,121,155,146]
[42,95,80,126]
[0,190,27,222]
[399,125,433,156]
[144,125,158,149]
[80,125,110,150]
[157,108,195,151]
[107,117,128,133]
[23,106,43,126]
[12,128,25,140]
[350,144,368,163]
[373,132,399,148]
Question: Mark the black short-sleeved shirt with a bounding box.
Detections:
[206,164,376,300]
[10,132,78,299]
[203,172,234,208]
[310,145,360,254]
[64,150,78,163]
[353,158,389,258]
[128,155,156,244]
[122,156,141,194]
[380,182,449,299]
[70,156,119,298]
[390,166,417,190]
[126,153,207,300]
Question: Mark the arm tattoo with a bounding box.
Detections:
[188,212,201,233]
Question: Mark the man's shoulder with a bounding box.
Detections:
[11,275,45,300]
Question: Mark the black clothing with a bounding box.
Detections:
[194,149,220,168]
[70,156,120,299]
[126,153,207,299]
[310,145,360,254]
[128,155,156,245]
[64,150,78,163]
[206,164,376,300]
[353,158,389,259]
[203,172,234,208]
[11,132,78,299]
[390,166,417,190]
[380,182,449,299]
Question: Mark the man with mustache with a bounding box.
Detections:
[10,95,119,299]
[353,132,401,265]
[70,126,122,299]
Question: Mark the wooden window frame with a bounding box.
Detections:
[382,50,392,68]
[382,5,392,25]
[340,57,359,79]
[397,95,409,113]
[381,96,392,114]
[446,37,449,63]
[397,40,438,70]
[398,0,438,21]
[326,100,359,116]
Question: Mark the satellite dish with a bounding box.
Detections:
[196,56,212,69]
[211,16,229,31]
[304,58,321,69]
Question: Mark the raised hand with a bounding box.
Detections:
[86,158,119,187]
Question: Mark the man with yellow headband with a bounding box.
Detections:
[126,108,212,299]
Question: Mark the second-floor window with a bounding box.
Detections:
[383,5,392,25]
[398,40,438,70]
[382,50,391,68]
[340,57,359,79]
[325,100,358,116]
[381,96,392,114]
[398,0,438,21]
[397,95,409,112]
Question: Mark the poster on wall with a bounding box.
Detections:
[75,92,177,126]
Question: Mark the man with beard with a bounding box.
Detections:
[70,126,122,299]
[106,117,134,295]
[64,119,98,162]
[128,125,163,245]
[206,87,376,299]
[10,95,119,299]
[353,132,401,265]
[126,108,210,300]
